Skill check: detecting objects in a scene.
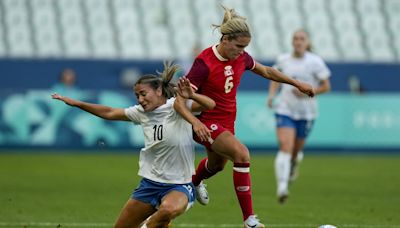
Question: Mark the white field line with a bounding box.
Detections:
[0,222,399,228]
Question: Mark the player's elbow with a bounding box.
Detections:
[321,80,331,93]
[206,100,216,110]
[325,84,331,93]
[102,108,125,121]
[101,113,116,120]
[263,66,276,80]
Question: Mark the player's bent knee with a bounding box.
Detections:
[233,145,251,163]
[113,217,127,228]
[158,204,184,220]
[209,162,226,173]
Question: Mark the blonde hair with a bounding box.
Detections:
[135,61,179,99]
[213,5,251,40]
[294,29,313,52]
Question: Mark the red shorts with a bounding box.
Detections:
[193,121,235,151]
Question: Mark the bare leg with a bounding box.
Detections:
[114,199,155,228]
[289,138,307,181]
[292,138,306,161]
[211,131,254,221]
[145,191,189,228]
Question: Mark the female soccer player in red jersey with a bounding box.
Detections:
[174,6,315,228]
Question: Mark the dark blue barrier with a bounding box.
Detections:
[0,59,399,152]
[240,62,400,92]
[0,58,163,91]
[0,58,399,92]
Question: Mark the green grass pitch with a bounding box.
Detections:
[0,151,399,228]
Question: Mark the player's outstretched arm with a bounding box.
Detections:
[51,93,128,121]
[252,62,315,97]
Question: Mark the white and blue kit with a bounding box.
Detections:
[124,97,195,209]
[273,51,331,138]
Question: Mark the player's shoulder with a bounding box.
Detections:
[198,46,214,59]
[167,97,176,107]
[195,46,216,67]
[305,51,325,63]
[241,50,252,58]
[276,53,292,62]
[126,104,143,113]
[159,98,176,110]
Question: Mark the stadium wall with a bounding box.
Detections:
[0,59,399,151]
[1,59,399,92]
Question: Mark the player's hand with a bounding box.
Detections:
[295,81,315,97]
[192,121,211,142]
[292,88,307,97]
[176,77,194,99]
[51,93,75,106]
[267,97,274,108]
[51,93,64,100]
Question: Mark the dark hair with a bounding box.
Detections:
[134,61,179,99]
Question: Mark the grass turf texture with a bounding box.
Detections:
[0,152,399,228]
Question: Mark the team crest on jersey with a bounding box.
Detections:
[224,66,234,77]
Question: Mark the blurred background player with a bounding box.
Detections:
[267,29,331,204]
[51,68,80,96]
[51,62,215,228]
[175,6,315,228]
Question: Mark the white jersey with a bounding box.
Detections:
[124,98,195,184]
[273,52,331,120]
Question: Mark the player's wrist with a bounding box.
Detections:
[189,93,197,100]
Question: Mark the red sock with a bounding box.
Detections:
[233,162,254,221]
[192,158,216,186]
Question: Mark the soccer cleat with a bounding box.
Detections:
[277,188,289,204]
[195,181,209,205]
[278,193,289,204]
[289,160,299,182]
[244,215,265,228]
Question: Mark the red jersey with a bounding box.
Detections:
[186,45,255,130]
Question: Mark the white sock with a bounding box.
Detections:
[274,151,291,195]
[296,151,304,163]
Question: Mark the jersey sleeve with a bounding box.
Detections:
[243,51,256,70]
[124,105,142,124]
[313,56,331,80]
[186,58,209,91]
[186,99,201,115]
[185,99,194,110]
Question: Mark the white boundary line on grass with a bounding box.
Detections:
[0,222,399,228]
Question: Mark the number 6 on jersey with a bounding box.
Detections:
[225,76,234,93]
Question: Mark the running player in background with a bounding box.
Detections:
[174,6,315,228]
[52,62,215,228]
[267,29,331,204]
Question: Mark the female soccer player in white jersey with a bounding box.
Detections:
[51,62,215,228]
[267,29,331,204]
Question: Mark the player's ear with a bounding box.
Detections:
[221,35,229,43]
[156,87,163,96]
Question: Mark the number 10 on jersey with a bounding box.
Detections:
[153,125,163,141]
